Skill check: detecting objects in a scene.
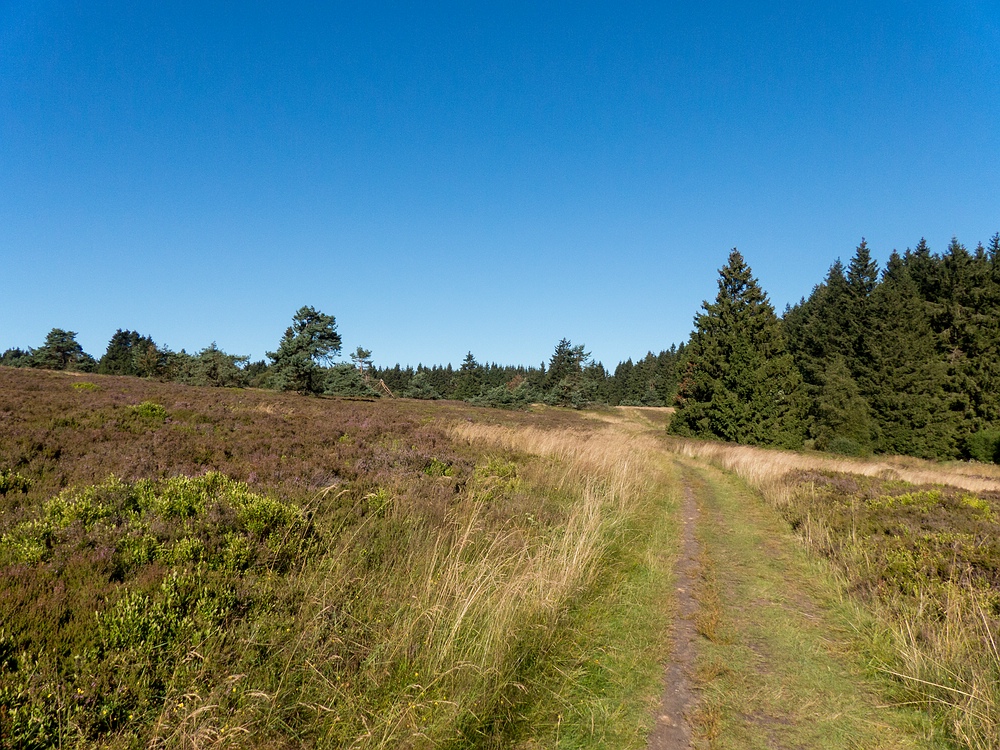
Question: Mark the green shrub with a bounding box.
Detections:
[423,457,454,477]
[966,429,1000,464]
[0,469,30,496]
[118,400,168,432]
[132,400,167,421]
[827,435,864,456]
[71,381,98,391]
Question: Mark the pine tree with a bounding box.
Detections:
[545,339,593,407]
[844,239,879,392]
[671,250,805,447]
[784,259,852,391]
[98,330,163,377]
[268,306,342,394]
[453,352,483,400]
[32,329,94,371]
[812,356,876,454]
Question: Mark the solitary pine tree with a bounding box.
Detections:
[32,329,94,371]
[268,306,342,394]
[671,250,804,447]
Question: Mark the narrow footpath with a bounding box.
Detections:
[647,475,701,749]
[647,454,948,750]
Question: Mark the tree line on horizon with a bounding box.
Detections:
[671,235,1000,464]
[0,311,683,410]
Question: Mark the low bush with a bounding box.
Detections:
[966,429,1000,464]
[0,474,311,747]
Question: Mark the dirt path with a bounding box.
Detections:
[647,474,700,750]
[660,459,945,750]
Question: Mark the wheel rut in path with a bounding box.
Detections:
[647,473,700,750]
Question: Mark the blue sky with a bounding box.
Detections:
[2,2,999,368]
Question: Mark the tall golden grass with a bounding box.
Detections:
[669,437,1000,495]
[155,422,671,748]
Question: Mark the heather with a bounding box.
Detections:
[0,367,676,748]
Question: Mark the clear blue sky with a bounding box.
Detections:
[2,2,999,368]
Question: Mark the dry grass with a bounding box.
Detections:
[669,437,1000,496]
[158,422,675,748]
[452,421,664,490]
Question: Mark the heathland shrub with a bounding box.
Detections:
[0,473,312,746]
[966,429,1000,464]
[0,469,30,496]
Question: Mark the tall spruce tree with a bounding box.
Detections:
[844,239,879,393]
[784,259,852,390]
[453,352,483,400]
[98,329,162,376]
[869,251,956,457]
[671,249,804,447]
[784,242,880,450]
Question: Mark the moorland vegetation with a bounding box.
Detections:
[0,368,678,748]
[673,438,1000,748]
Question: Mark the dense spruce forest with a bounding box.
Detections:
[672,235,1000,463]
[4,234,999,463]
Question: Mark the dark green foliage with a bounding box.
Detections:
[966,430,1000,464]
[610,347,683,406]
[267,306,342,394]
[171,343,249,388]
[403,370,441,399]
[782,235,1000,461]
[672,250,805,447]
[785,242,880,450]
[98,330,167,378]
[452,352,484,400]
[325,363,381,398]
[867,251,957,458]
[0,348,33,367]
[543,339,599,408]
[546,339,589,389]
[469,379,539,410]
[243,359,270,388]
[31,329,95,372]
[813,356,875,453]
